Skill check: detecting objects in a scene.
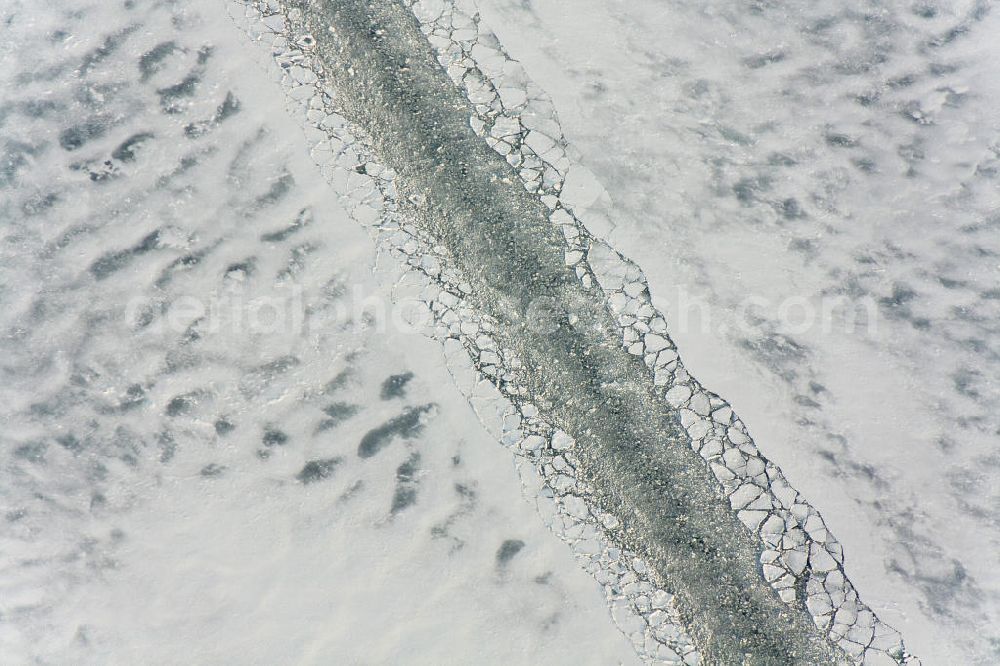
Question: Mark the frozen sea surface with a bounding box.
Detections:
[2,0,997,663]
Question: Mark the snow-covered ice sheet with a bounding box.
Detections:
[0,1,641,663]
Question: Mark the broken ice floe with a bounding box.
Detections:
[225,1,917,663]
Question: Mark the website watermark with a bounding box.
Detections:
[124,282,879,341]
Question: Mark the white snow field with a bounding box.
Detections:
[474,0,1000,663]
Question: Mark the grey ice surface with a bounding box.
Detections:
[225,0,919,662]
